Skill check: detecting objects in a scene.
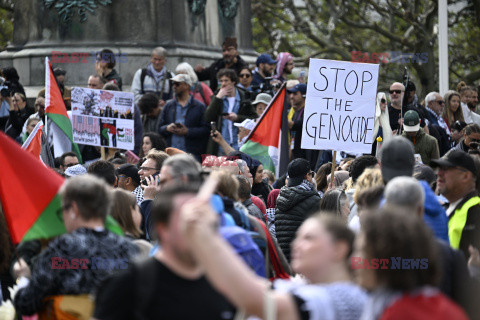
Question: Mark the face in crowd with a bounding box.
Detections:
[389,83,405,106]
[239,68,252,88]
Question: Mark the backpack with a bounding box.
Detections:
[219,225,266,278]
[140,68,173,97]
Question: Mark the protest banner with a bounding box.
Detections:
[70,88,135,150]
[301,59,379,154]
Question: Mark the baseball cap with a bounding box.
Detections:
[380,136,415,183]
[116,163,141,186]
[287,83,307,95]
[256,54,277,66]
[234,119,256,131]
[287,158,311,187]
[65,164,87,177]
[252,93,272,106]
[171,74,193,87]
[430,150,477,175]
[403,110,420,132]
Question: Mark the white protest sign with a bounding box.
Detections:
[301,59,379,154]
[71,87,135,150]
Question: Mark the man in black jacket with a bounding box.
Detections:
[195,37,248,92]
[275,158,321,261]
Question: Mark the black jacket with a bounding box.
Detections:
[196,56,248,92]
[275,186,321,261]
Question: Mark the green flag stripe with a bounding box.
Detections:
[47,113,74,141]
[22,194,66,242]
[240,141,276,173]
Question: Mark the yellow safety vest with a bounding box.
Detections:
[448,196,480,249]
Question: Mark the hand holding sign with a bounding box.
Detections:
[301,59,379,154]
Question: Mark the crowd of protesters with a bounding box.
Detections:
[0,37,480,319]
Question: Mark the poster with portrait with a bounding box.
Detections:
[71,87,135,150]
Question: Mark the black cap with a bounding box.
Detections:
[380,136,415,183]
[430,150,477,176]
[116,164,141,186]
[287,158,311,187]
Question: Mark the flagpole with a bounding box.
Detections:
[329,151,337,188]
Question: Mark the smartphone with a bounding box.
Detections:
[221,113,229,116]
[141,172,160,186]
[175,123,183,127]
[210,121,217,132]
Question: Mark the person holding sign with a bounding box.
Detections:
[158,74,209,162]
[401,110,439,165]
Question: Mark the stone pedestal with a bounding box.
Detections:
[0,0,256,96]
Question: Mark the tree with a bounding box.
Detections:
[252,0,480,96]
[0,0,13,51]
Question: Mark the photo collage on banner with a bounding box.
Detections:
[71,88,135,150]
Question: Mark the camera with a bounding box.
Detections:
[0,81,13,97]
[251,77,279,97]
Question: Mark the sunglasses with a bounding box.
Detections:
[436,100,445,105]
[389,90,403,94]
[308,171,316,177]
[380,98,386,104]
[239,74,251,78]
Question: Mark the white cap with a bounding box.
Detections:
[252,93,272,105]
[234,119,256,131]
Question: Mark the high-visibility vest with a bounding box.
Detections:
[448,196,480,249]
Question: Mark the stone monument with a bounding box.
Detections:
[0,0,255,95]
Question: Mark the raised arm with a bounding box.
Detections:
[180,197,299,320]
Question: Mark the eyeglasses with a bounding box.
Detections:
[172,82,183,86]
[468,137,480,143]
[389,90,403,94]
[239,74,251,78]
[139,166,158,171]
[380,98,386,104]
[436,100,445,105]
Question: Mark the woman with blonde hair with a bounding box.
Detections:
[443,90,464,130]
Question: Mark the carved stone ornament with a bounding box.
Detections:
[43,0,113,22]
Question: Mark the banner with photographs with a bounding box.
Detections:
[71,87,135,150]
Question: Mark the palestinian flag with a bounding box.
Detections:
[240,84,289,177]
[0,131,122,244]
[22,121,44,161]
[45,57,82,162]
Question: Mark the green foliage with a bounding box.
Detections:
[252,0,480,95]
[0,0,13,51]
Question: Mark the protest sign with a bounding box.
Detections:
[71,88,135,150]
[301,59,379,154]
